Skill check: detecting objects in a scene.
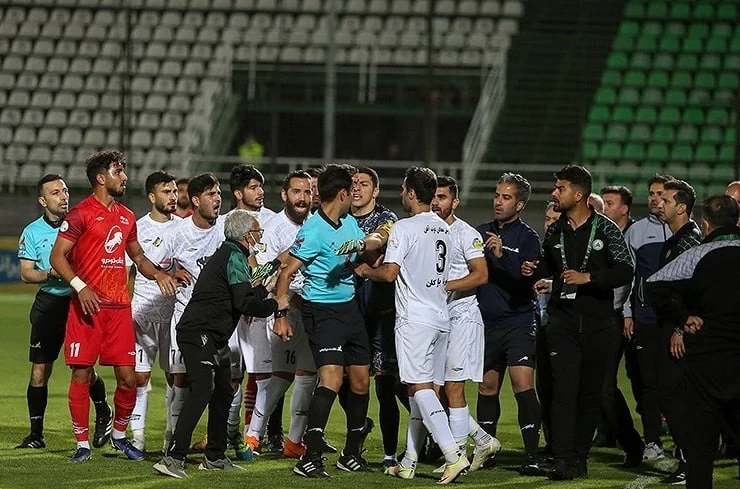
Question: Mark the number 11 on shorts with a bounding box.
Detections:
[69,342,81,358]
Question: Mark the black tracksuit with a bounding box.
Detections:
[537,210,633,467]
[168,239,277,463]
[647,226,740,489]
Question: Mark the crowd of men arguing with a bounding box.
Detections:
[14,149,740,488]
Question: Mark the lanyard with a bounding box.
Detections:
[712,233,740,242]
[560,213,599,272]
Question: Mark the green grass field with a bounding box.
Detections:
[1,292,738,489]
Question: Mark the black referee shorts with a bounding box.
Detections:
[483,322,537,373]
[303,299,371,368]
[28,290,71,364]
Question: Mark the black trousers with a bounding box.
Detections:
[546,320,613,463]
[168,334,234,462]
[633,323,663,445]
[684,353,740,489]
[535,322,553,446]
[657,327,689,454]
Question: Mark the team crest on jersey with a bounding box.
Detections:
[18,236,26,253]
[292,237,305,251]
[592,239,604,251]
[60,221,69,232]
[119,216,130,225]
[472,237,484,250]
[104,226,124,253]
[388,236,399,248]
[152,237,162,247]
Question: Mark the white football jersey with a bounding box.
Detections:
[448,218,485,305]
[384,211,451,331]
[258,206,276,226]
[127,213,181,305]
[257,209,305,295]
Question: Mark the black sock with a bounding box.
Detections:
[344,390,370,456]
[336,379,350,413]
[304,386,337,455]
[477,393,500,436]
[395,378,411,412]
[27,385,48,436]
[515,389,541,458]
[88,375,110,416]
[266,395,284,437]
[375,375,400,456]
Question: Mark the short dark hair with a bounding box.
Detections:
[85,150,126,187]
[600,185,634,211]
[317,164,354,201]
[187,173,219,207]
[356,166,379,188]
[176,177,189,186]
[37,174,64,196]
[229,165,265,195]
[664,180,696,214]
[701,195,739,230]
[405,166,438,205]
[145,170,177,195]
[554,165,592,196]
[436,175,459,199]
[282,170,312,191]
[307,166,326,178]
[648,174,672,189]
[498,172,531,204]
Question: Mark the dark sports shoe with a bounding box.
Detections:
[420,437,443,463]
[69,447,92,463]
[623,447,644,468]
[264,433,284,453]
[660,463,687,485]
[519,455,542,476]
[548,459,587,481]
[322,435,337,454]
[15,434,46,449]
[153,455,188,478]
[294,454,331,478]
[92,404,113,448]
[336,451,374,472]
[111,437,145,461]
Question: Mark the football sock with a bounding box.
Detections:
[288,374,316,444]
[515,389,541,457]
[243,375,257,427]
[69,381,90,443]
[169,386,188,434]
[469,414,494,446]
[449,406,471,445]
[27,385,48,436]
[266,395,285,438]
[477,393,500,436]
[113,385,136,434]
[164,383,173,437]
[303,386,336,455]
[344,390,370,456]
[401,396,426,469]
[336,379,350,412]
[130,385,148,432]
[228,383,242,427]
[247,377,284,438]
[375,375,401,456]
[414,389,460,464]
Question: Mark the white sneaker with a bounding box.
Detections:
[470,437,502,471]
[643,442,665,461]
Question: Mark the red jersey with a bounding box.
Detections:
[58,195,138,307]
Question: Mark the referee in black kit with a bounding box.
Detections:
[522,165,633,480]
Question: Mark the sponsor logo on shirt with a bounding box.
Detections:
[104,226,123,253]
[120,216,130,225]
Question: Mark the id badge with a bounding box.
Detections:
[560,283,577,300]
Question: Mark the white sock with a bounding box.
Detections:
[469,414,493,446]
[246,378,275,438]
[228,383,242,427]
[130,385,148,431]
[288,374,317,444]
[414,389,459,464]
[169,386,188,434]
[401,396,427,469]
[112,428,126,439]
[77,441,90,449]
[448,406,470,445]
[164,384,173,437]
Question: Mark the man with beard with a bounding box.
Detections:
[522,165,633,480]
[243,170,318,459]
[50,151,180,462]
[475,173,543,475]
[174,178,192,218]
[229,165,276,225]
[307,167,324,213]
[127,171,182,452]
[16,175,112,451]
[623,175,673,462]
[431,176,501,472]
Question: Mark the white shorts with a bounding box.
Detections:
[238,316,273,374]
[168,306,186,374]
[228,328,243,379]
[395,320,448,386]
[445,301,484,383]
[270,307,315,374]
[132,297,175,373]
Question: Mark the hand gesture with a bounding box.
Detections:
[155,271,178,296]
[534,279,552,295]
[485,232,503,258]
[521,260,539,277]
[684,315,704,334]
[173,269,192,287]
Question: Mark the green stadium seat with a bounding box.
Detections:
[641,21,662,37]
[648,70,670,87]
[693,4,714,19]
[614,161,640,179]
[659,107,681,124]
[712,164,734,183]
[711,23,732,39]
[623,143,646,160]
[665,162,689,178]
[636,106,658,124]
[670,71,692,88]
[682,38,703,54]
[717,4,737,21]
[606,123,628,142]
[613,36,635,51]
[624,2,644,18]
[687,23,709,39]
[688,162,712,184]
[653,53,675,70]
[701,126,724,144]
[600,142,622,160]
[664,89,686,106]
[682,107,704,124]
[719,73,739,89]
[630,52,652,70]
[641,88,663,105]
[612,106,634,123]
[665,22,686,37]
[601,70,622,86]
[676,125,698,143]
[659,36,681,53]
[676,54,698,70]
[636,37,658,52]
[653,125,676,143]
[607,52,629,70]
[619,21,640,37]
[629,124,652,142]
[583,123,604,141]
[700,54,722,71]
[725,128,736,144]
[715,89,735,105]
[730,38,740,54]
[618,87,640,105]
[583,142,599,159]
[595,87,617,104]
[706,38,727,54]
[725,55,740,71]
[696,144,718,161]
[589,105,610,123]
[647,2,669,19]
[688,88,710,104]
[707,108,729,125]
[719,145,734,163]
[670,144,693,162]
[647,143,670,161]
[640,160,665,179]
[694,72,716,89]
[624,71,646,87]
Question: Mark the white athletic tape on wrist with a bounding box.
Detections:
[70,276,88,293]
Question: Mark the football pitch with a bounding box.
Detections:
[1,292,738,489]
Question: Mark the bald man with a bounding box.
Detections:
[726,182,740,225]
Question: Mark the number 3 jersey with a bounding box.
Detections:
[383,211,451,330]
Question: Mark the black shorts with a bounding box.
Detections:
[303,299,371,368]
[483,322,537,373]
[29,290,71,364]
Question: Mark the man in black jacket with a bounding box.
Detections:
[154,209,279,478]
[647,195,740,489]
[523,165,633,480]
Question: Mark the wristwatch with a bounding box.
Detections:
[274,309,288,319]
[673,327,684,337]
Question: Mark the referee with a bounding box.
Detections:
[16,175,111,450]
